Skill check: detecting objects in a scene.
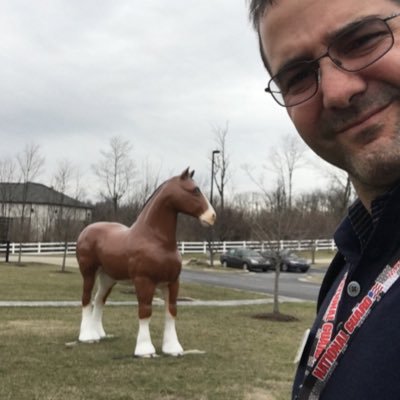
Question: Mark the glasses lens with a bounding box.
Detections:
[329,18,394,71]
[270,63,318,107]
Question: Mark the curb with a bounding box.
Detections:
[0,297,305,308]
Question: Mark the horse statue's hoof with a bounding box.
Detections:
[165,352,184,357]
[80,339,100,344]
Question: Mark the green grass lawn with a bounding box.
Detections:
[0,262,316,400]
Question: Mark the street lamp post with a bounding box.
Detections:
[210,150,220,206]
[208,150,220,268]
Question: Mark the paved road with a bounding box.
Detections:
[181,268,321,302]
[7,254,323,302]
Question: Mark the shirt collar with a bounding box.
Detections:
[348,196,386,249]
[336,181,400,258]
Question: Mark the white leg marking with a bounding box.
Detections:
[79,304,100,342]
[162,312,184,356]
[134,318,156,357]
[162,287,183,356]
[92,272,115,338]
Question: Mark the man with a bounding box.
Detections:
[248,0,400,399]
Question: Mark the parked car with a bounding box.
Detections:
[260,250,310,273]
[219,247,271,272]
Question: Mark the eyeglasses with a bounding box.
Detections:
[265,13,400,107]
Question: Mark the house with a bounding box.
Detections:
[0,182,92,241]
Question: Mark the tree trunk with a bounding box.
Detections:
[273,256,281,315]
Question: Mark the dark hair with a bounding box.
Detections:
[249,0,400,30]
[248,0,276,31]
[247,0,276,73]
[248,0,400,74]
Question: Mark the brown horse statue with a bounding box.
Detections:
[76,168,216,357]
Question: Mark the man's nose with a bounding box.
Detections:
[318,58,367,109]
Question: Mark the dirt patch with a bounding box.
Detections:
[244,388,276,400]
[1,320,71,336]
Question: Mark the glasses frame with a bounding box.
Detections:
[265,12,400,107]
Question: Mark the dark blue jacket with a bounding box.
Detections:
[292,185,400,399]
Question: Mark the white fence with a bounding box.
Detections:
[0,239,337,255]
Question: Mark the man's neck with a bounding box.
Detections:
[351,179,394,213]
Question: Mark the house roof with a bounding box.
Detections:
[0,182,92,209]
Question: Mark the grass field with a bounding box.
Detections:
[0,262,316,400]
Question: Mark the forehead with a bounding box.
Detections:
[260,0,397,74]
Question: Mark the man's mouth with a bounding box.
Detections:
[335,102,391,135]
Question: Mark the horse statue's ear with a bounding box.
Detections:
[190,170,195,178]
[180,167,190,180]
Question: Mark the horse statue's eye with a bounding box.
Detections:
[193,187,201,194]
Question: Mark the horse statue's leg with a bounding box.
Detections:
[79,267,99,342]
[91,271,116,339]
[79,269,116,342]
[162,281,184,356]
[133,278,157,357]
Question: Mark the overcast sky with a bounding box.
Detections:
[0,0,332,201]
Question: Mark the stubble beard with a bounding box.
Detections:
[344,123,400,190]
[319,86,400,190]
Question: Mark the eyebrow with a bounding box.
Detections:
[275,14,382,75]
[325,13,381,43]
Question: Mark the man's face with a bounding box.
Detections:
[260,0,400,189]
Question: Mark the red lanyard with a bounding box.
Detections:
[297,257,400,399]
[310,272,347,364]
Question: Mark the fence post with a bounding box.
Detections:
[5,241,10,262]
[181,242,185,255]
[38,242,41,254]
[311,240,316,264]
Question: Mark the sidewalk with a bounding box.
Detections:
[8,254,79,268]
[0,296,304,308]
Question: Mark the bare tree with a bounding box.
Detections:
[324,167,354,218]
[206,123,232,267]
[251,181,309,316]
[131,158,162,209]
[243,153,304,317]
[0,157,18,217]
[17,143,45,184]
[0,157,18,245]
[51,159,75,272]
[0,157,17,182]
[52,159,73,194]
[93,136,136,217]
[16,143,45,264]
[268,134,306,209]
[211,122,231,211]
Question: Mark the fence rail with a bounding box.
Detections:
[0,239,337,256]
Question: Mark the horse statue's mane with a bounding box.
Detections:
[138,169,195,214]
[138,181,167,214]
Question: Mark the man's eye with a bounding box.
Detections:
[340,32,387,55]
[193,187,201,194]
[280,68,315,94]
[335,20,390,57]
